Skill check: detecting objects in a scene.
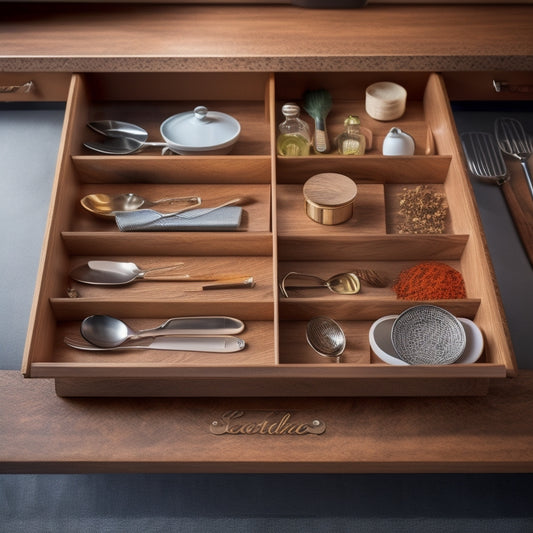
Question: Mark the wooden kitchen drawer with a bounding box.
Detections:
[22,71,516,397]
[0,72,71,102]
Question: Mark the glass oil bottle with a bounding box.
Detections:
[336,115,366,155]
[277,103,311,156]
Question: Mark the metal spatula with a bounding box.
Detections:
[461,131,508,184]
[461,131,533,266]
[494,117,533,200]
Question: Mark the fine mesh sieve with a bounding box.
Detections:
[391,305,466,365]
[306,316,346,363]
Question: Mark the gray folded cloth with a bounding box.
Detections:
[115,207,243,232]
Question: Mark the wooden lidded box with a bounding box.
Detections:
[10,70,518,397]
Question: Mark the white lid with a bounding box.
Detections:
[160,106,241,151]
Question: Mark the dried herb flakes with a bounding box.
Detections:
[398,185,448,234]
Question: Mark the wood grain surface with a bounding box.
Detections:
[2,370,533,473]
[1,4,532,72]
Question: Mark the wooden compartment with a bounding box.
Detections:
[21,71,516,397]
[274,71,515,394]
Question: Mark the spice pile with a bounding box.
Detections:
[393,262,466,300]
[398,185,448,234]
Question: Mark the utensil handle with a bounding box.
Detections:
[313,117,329,153]
[142,141,168,148]
[279,271,326,297]
[152,196,201,206]
[156,316,244,336]
[500,181,533,266]
[139,263,185,276]
[186,277,255,291]
[146,336,246,353]
[142,273,251,281]
[282,285,328,291]
[158,197,245,219]
[519,160,533,200]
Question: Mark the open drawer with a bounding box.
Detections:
[21,71,516,397]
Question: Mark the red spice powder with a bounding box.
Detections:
[393,262,467,300]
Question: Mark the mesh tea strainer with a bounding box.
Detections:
[391,305,466,365]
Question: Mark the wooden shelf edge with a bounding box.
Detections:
[2,370,533,473]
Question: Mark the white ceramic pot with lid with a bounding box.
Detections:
[382,127,415,156]
[160,106,241,155]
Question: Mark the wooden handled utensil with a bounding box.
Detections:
[461,131,533,266]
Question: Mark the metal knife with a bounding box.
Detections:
[64,335,246,353]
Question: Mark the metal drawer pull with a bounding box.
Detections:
[0,80,34,94]
[493,80,533,93]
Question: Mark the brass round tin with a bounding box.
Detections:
[303,173,357,225]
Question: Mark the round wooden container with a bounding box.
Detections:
[365,81,407,121]
[303,173,358,225]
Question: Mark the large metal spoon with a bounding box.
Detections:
[69,260,249,286]
[70,260,184,285]
[279,271,361,297]
[80,193,201,218]
[306,316,346,363]
[87,120,149,142]
[84,136,169,155]
[80,315,245,348]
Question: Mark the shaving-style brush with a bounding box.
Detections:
[303,89,332,153]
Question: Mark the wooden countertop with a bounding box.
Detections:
[2,370,533,473]
[1,3,532,72]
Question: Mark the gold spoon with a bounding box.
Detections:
[279,271,361,297]
[80,193,201,219]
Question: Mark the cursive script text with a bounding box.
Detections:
[210,410,326,436]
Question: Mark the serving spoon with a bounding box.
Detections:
[87,120,149,142]
[84,136,169,155]
[279,271,361,297]
[69,260,250,286]
[70,260,184,285]
[494,117,533,200]
[80,315,245,348]
[80,193,201,218]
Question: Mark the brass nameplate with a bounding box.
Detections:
[210,410,326,436]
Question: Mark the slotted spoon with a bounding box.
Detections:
[494,117,533,200]
[461,131,533,266]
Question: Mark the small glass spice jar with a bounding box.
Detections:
[336,115,366,155]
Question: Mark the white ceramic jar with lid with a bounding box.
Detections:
[382,127,415,156]
[160,106,241,155]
